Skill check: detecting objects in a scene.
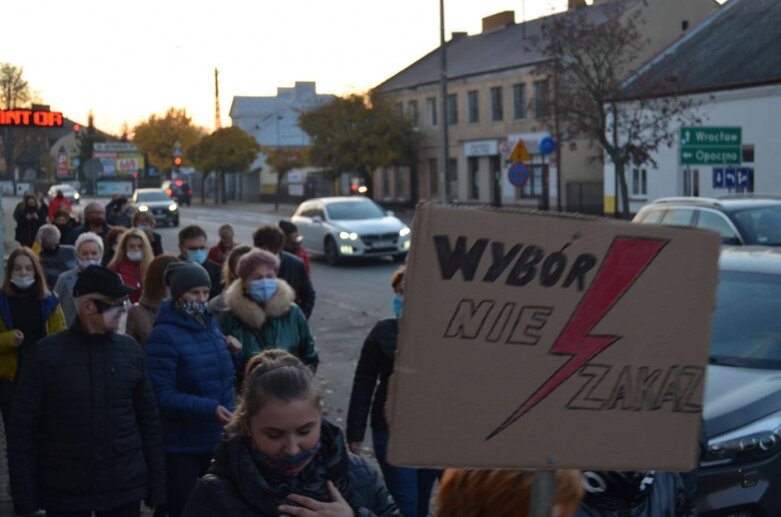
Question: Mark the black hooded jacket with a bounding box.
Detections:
[182,420,400,517]
[346,319,397,441]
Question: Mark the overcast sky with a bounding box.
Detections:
[3,0,721,134]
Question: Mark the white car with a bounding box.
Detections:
[292,197,411,265]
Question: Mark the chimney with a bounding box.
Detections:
[451,31,467,40]
[568,0,588,9]
[482,11,515,33]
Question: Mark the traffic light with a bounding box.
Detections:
[73,123,80,133]
[173,156,183,167]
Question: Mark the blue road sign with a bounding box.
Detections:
[539,136,556,156]
[713,167,753,189]
[508,162,530,187]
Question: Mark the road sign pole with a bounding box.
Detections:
[530,471,556,517]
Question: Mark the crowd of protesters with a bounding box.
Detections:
[2,192,700,516]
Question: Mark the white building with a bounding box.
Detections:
[604,0,781,215]
[229,82,335,201]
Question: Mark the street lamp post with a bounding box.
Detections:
[439,0,451,204]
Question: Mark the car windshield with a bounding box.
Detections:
[710,270,781,369]
[732,206,781,246]
[326,200,385,220]
[136,191,171,202]
[57,186,74,193]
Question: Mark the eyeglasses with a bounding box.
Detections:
[92,298,130,314]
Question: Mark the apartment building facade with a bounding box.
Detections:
[373,0,719,212]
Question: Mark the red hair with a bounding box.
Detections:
[437,469,583,517]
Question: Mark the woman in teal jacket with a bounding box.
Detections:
[219,249,318,371]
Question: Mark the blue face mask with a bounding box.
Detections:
[249,278,277,303]
[186,249,207,265]
[392,294,404,318]
[254,441,321,477]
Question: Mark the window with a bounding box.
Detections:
[631,168,647,197]
[517,163,545,200]
[382,168,390,197]
[408,100,418,127]
[661,209,695,226]
[467,91,479,123]
[394,166,404,199]
[533,79,550,119]
[683,168,700,196]
[513,83,526,120]
[696,211,740,243]
[468,157,480,199]
[448,158,458,199]
[743,145,754,163]
[491,87,504,122]
[640,209,665,224]
[427,97,438,126]
[447,94,458,125]
[326,200,386,220]
[429,158,439,197]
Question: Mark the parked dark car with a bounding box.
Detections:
[131,188,179,227]
[698,247,781,515]
[633,196,781,246]
[161,179,192,206]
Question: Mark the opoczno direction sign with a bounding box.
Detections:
[680,127,741,165]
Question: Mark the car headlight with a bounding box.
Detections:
[702,411,781,467]
[400,227,411,237]
[339,231,359,241]
[169,203,178,212]
[73,193,80,199]
[138,205,149,212]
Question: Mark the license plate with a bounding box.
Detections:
[372,241,392,248]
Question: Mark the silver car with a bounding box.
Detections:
[292,197,411,265]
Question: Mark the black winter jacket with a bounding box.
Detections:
[346,319,397,441]
[279,251,315,319]
[182,420,400,517]
[8,322,166,514]
[576,471,696,517]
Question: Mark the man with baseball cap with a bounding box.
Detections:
[8,265,166,516]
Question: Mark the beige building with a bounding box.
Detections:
[373,0,719,213]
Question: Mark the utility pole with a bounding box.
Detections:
[214,68,222,131]
[438,0,451,204]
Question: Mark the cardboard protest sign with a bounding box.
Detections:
[387,203,720,471]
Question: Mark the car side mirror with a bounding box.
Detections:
[386,210,395,217]
[312,216,323,224]
[722,236,741,246]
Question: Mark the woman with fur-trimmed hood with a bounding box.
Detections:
[219,249,318,372]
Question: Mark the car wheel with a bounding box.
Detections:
[392,252,407,263]
[324,237,341,266]
[172,216,180,227]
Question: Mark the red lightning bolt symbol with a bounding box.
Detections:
[486,236,669,440]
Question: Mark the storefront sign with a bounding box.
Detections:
[0,110,64,127]
[464,140,499,157]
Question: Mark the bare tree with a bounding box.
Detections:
[537,1,702,217]
[0,63,32,110]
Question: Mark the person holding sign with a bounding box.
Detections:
[346,266,440,517]
[183,350,400,516]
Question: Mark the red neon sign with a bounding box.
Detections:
[0,110,64,128]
